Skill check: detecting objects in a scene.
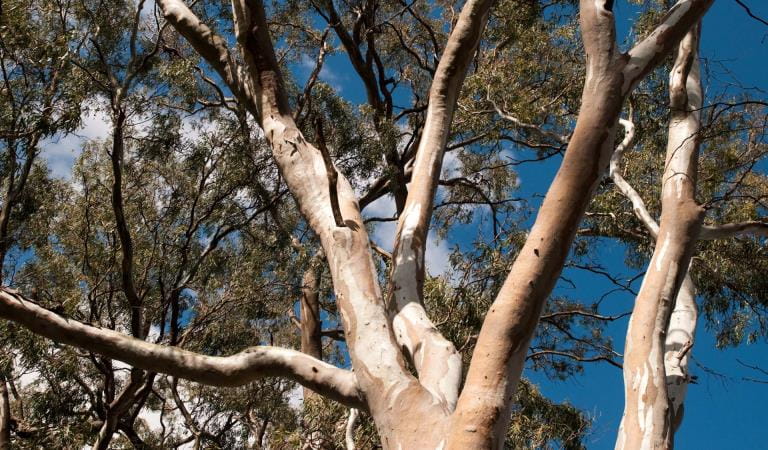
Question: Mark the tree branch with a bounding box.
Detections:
[448,1,712,446]
[0,378,10,449]
[618,24,704,449]
[314,118,345,227]
[295,27,330,123]
[157,0,258,118]
[526,349,623,370]
[700,220,768,239]
[0,288,364,409]
[622,0,714,94]
[345,407,359,450]
[387,0,494,411]
[489,98,569,145]
[733,0,768,27]
[162,2,443,438]
[609,117,660,238]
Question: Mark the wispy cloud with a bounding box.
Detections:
[364,194,453,278]
[366,194,398,251]
[39,105,111,179]
[298,54,345,93]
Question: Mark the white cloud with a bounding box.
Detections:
[39,104,110,179]
[287,384,303,410]
[17,367,40,390]
[138,406,164,432]
[363,193,452,277]
[364,195,397,251]
[441,149,463,179]
[425,231,452,278]
[298,54,344,93]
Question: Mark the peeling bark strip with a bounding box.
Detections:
[448,1,712,448]
[388,0,494,411]
[616,24,704,450]
[0,288,364,408]
[314,119,345,228]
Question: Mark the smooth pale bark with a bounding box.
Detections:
[610,119,660,239]
[233,1,451,445]
[611,98,699,448]
[448,1,712,447]
[0,0,714,447]
[345,407,359,450]
[663,271,696,433]
[387,0,493,411]
[616,25,704,450]
[159,1,451,446]
[0,288,364,408]
[700,221,768,239]
[612,111,699,445]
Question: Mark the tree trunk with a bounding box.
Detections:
[0,0,708,447]
[616,24,703,450]
[301,258,323,398]
[664,271,696,432]
[448,1,712,446]
[92,369,146,450]
[387,0,493,411]
[300,256,325,450]
[0,378,10,450]
[448,2,626,445]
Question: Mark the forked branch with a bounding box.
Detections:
[387,0,494,410]
[610,117,660,238]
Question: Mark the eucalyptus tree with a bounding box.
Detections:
[607,22,767,450]
[6,0,766,448]
[457,0,766,446]
[0,0,559,446]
